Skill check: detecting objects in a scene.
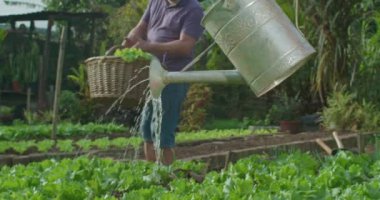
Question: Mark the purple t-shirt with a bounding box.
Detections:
[142,0,204,71]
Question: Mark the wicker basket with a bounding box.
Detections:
[85,56,149,101]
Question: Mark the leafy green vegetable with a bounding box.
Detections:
[114,48,151,63]
[110,137,129,148]
[36,140,54,152]
[11,140,35,154]
[0,141,10,153]
[0,106,13,116]
[92,137,111,150]
[57,140,74,152]
[76,139,92,151]
[126,137,143,149]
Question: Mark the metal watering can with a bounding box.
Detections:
[150,0,316,98]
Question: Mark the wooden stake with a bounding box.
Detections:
[26,87,31,112]
[358,132,364,154]
[52,26,68,142]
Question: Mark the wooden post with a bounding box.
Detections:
[52,26,68,142]
[358,132,364,154]
[38,17,53,110]
[10,20,16,30]
[29,20,35,39]
[37,56,43,108]
[89,18,96,56]
[26,87,31,112]
[67,21,72,51]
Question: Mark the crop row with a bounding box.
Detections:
[0,122,128,141]
[0,137,141,154]
[0,129,276,155]
[0,123,277,142]
[0,151,379,199]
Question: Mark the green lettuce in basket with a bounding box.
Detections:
[114,48,151,63]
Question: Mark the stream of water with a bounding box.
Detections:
[93,64,166,164]
[151,96,163,164]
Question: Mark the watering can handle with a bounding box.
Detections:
[181,42,216,72]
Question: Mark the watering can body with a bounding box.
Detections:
[149,0,315,98]
[202,0,315,96]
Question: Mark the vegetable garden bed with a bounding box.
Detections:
[184,132,376,170]
[0,129,275,166]
[0,130,375,168]
[1,150,380,199]
[0,129,275,156]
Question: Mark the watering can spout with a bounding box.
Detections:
[149,57,168,98]
[149,56,245,98]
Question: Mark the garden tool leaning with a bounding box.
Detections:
[315,131,353,156]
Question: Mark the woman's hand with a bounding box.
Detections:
[132,38,150,52]
[121,37,137,48]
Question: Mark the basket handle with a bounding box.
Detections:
[105,45,122,56]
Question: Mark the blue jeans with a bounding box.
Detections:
[140,83,189,148]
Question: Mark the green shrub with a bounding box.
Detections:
[59,90,81,121]
[266,94,302,124]
[322,89,380,131]
[179,84,213,132]
[23,110,54,125]
[106,0,148,44]
[0,106,13,117]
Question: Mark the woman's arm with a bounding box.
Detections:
[133,32,197,57]
[122,20,148,48]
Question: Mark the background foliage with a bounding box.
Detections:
[106,0,148,45]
